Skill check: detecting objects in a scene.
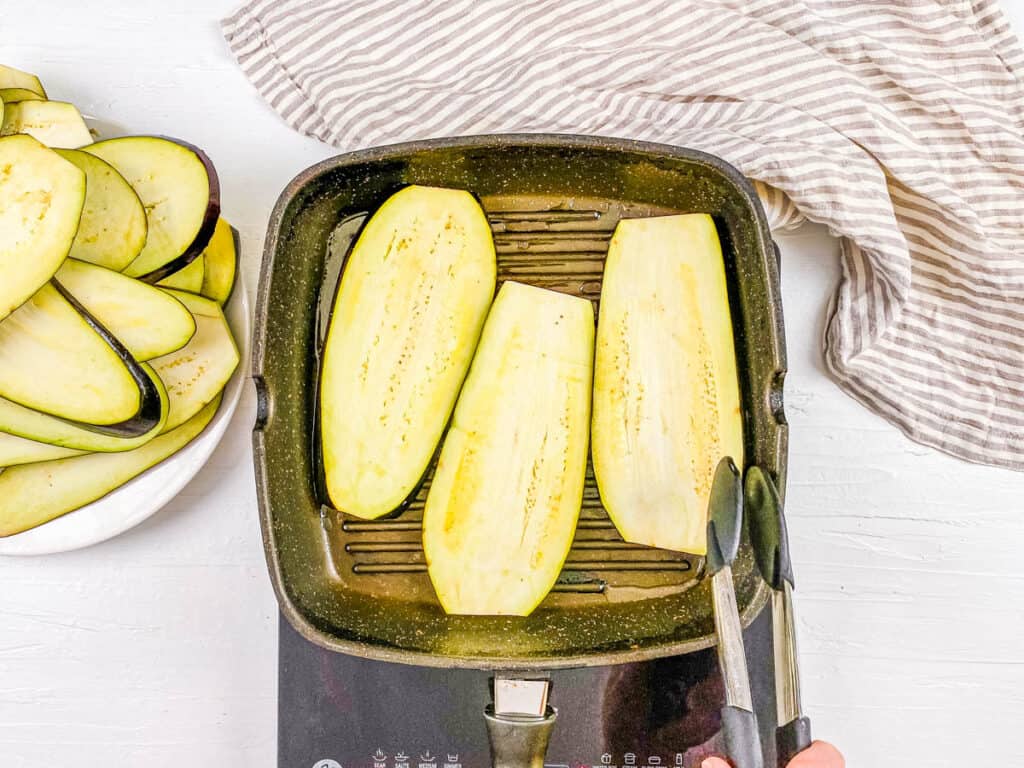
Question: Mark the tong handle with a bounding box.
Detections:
[720,705,763,768]
[775,716,812,768]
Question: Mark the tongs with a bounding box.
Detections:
[707,458,813,768]
[706,457,763,768]
[745,467,812,768]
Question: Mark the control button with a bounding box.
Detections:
[647,758,662,766]
[443,753,461,768]
[601,756,613,766]
[314,761,342,768]
[373,749,388,768]
[625,755,637,766]
[675,755,684,767]
[396,752,411,768]
[419,751,437,768]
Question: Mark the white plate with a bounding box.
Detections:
[0,282,250,556]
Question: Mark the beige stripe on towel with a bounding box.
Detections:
[224,0,1024,469]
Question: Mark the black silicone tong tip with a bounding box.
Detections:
[744,466,794,591]
[706,457,742,576]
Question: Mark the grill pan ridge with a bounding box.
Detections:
[253,134,787,669]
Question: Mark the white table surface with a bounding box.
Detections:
[3,3,1024,766]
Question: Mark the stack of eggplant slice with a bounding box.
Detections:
[319,185,743,617]
[0,64,240,537]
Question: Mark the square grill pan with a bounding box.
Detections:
[253,134,787,670]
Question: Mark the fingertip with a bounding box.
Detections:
[789,741,844,768]
[700,758,732,768]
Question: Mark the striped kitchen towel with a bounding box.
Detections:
[223,0,1024,470]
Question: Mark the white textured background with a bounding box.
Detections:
[1,2,1024,766]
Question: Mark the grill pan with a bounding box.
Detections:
[253,134,787,671]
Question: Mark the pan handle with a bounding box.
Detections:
[484,705,558,768]
[485,676,557,768]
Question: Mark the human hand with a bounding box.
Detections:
[700,740,844,768]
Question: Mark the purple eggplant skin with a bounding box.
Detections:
[50,280,163,438]
[138,136,221,285]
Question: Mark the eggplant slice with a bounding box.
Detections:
[199,218,238,304]
[0,430,84,466]
[591,214,743,555]
[0,88,44,103]
[423,281,595,616]
[0,282,161,435]
[157,251,205,292]
[0,100,93,148]
[0,134,85,321]
[56,259,196,360]
[319,185,497,520]
[84,136,220,281]
[0,64,46,98]
[151,290,239,432]
[54,148,148,270]
[0,362,167,453]
[0,394,221,538]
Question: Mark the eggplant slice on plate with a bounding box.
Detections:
[199,217,238,304]
[0,394,222,538]
[0,364,168,453]
[84,136,220,282]
[55,259,196,361]
[0,101,93,149]
[54,148,148,271]
[0,134,85,321]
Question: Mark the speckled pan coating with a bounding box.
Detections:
[253,134,788,669]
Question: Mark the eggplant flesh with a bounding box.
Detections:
[0,134,85,322]
[151,290,239,432]
[199,218,238,304]
[0,395,221,537]
[157,252,205,292]
[423,281,594,616]
[54,148,148,271]
[591,214,743,556]
[0,101,93,148]
[320,185,496,520]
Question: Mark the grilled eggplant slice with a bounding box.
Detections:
[0,65,46,98]
[0,364,167,453]
[320,185,496,520]
[0,135,85,321]
[0,101,92,148]
[152,290,238,432]
[84,136,220,281]
[423,281,594,616]
[54,148,148,270]
[0,88,44,103]
[56,259,195,360]
[199,218,237,304]
[0,395,221,537]
[591,214,743,556]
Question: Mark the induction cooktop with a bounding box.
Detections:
[279,606,777,768]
